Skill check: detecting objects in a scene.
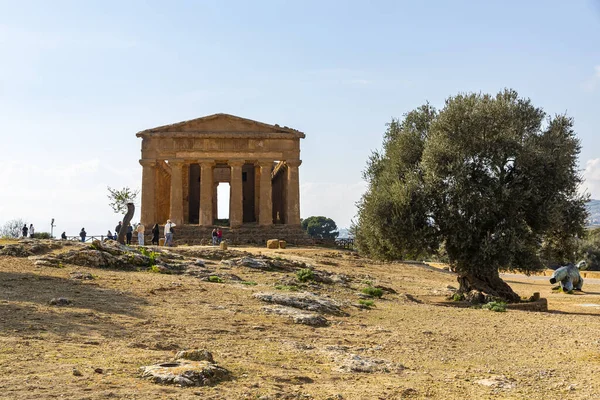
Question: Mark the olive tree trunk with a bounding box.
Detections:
[457,268,520,303]
[117,203,135,245]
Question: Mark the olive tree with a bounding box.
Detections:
[354,89,587,302]
[107,187,139,244]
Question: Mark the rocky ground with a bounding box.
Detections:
[2,239,600,399]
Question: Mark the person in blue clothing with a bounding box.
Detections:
[79,228,87,242]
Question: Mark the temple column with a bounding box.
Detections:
[258,161,273,226]
[199,161,215,226]
[140,159,157,226]
[169,160,184,225]
[229,161,244,228]
[213,182,219,221]
[285,160,302,225]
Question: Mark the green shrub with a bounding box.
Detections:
[274,285,299,291]
[451,293,464,301]
[149,265,170,274]
[358,299,375,307]
[482,301,507,312]
[296,268,315,282]
[32,232,51,239]
[241,281,257,286]
[208,275,223,283]
[361,286,383,298]
[139,247,159,266]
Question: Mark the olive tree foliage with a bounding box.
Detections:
[107,187,139,244]
[301,216,339,239]
[0,219,26,238]
[354,90,588,301]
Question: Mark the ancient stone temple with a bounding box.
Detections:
[136,113,310,244]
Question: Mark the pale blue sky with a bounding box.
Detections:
[1,0,599,236]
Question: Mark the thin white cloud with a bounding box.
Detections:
[300,181,367,228]
[583,65,600,92]
[582,158,600,199]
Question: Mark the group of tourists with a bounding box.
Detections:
[211,227,223,245]
[21,224,35,238]
[54,220,225,248]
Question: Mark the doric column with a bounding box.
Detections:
[285,160,302,225]
[199,161,215,226]
[229,161,244,228]
[258,161,273,226]
[169,160,184,225]
[140,159,157,226]
[213,182,219,221]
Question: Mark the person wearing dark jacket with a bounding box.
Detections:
[22,224,28,238]
[126,223,133,245]
[151,224,160,245]
[115,221,122,238]
[79,228,86,242]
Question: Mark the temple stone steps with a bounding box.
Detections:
[143,224,312,246]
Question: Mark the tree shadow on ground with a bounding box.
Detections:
[0,271,147,337]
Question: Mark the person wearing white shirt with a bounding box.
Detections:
[164,220,176,246]
[136,223,145,246]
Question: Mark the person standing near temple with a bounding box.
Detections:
[22,224,28,238]
[151,223,160,245]
[136,223,145,246]
[115,221,122,238]
[164,219,176,246]
[212,228,218,245]
[126,223,133,245]
[217,227,223,244]
[29,224,35,238]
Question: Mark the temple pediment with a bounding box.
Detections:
[136,113,305,138]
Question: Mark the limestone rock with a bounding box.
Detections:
[175,349,214,362]
[49,297,72,306]
[278,240,287,249]
[266,239,280,249]
[70,272,94,280]
[140,350,229,387]
[475,376,516,389]
[253,291,347,316]
[338,354,404,373]
[263,305,328,326]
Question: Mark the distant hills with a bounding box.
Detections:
[587,199,600,226]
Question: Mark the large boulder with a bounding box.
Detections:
[266,239,280,249]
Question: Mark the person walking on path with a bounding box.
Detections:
[164,219,176,246]
[22,224,28,238]
[136,223,145,246]
[79,228,86,243]
[217,228,223,244]
[29,224,35,238]
[126,223,133,245]
[212,228,218,246]
[151,223,160,245]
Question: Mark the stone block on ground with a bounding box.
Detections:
[140,349,229,387]
[263,305,328,326]
[278,240,287,249]
[266,239,280,249]
[253,291,347,316]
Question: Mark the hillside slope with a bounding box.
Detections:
[1,240,600,399]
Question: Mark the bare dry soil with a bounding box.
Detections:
[2,241,600,400]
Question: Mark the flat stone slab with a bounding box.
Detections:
[263,305,328,326]
[253,291,347,316]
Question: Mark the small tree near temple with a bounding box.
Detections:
[354,89,588,302]
[107,187,139,244]
[301,216,339,239]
